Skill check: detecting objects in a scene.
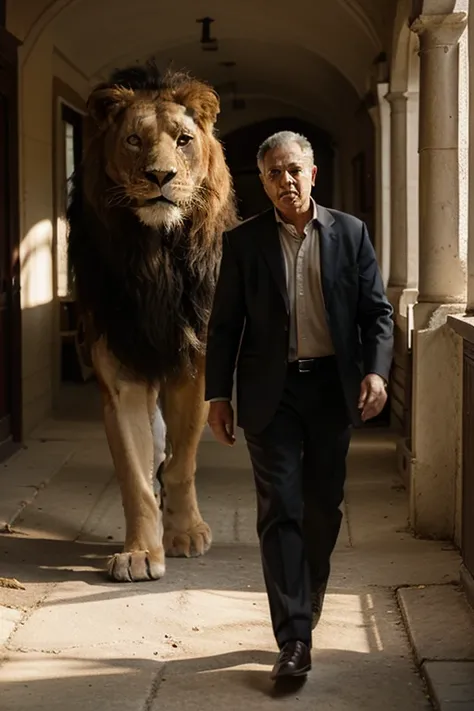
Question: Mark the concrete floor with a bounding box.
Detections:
[0,383,469,709]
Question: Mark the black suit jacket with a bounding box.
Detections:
[205,205,394,434]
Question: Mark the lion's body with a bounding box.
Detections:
[68,186,220,381]
[67,63,237,582]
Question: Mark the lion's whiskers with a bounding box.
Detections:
[106,192,131,209]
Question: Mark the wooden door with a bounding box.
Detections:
[0,27,21,457]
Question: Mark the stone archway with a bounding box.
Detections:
[222,118,335,220]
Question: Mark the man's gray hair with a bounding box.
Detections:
[257,131,314,171]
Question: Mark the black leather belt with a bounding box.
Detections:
[288,356,335,373]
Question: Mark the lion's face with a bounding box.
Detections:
[87,75,222,231]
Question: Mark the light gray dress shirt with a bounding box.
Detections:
[275,199,334,360]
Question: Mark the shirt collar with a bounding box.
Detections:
[274,197,318,225]
[274,197,318,236]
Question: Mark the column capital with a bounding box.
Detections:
[376,81,389,106]
[386,90,408,107]
[410,13,467,48]
[386,91,409,119]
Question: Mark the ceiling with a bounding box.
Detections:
[8,0,400,137]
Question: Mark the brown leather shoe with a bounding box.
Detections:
[270,641,311,680]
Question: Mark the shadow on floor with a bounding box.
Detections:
[0,533,266,596]
[0,645,431,710]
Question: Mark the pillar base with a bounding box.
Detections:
[409,303,464,539]
[414,301,467,330]
[388,287,418,433]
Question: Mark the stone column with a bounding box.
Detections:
[468,13,474,313]
[368,82,390,287]
[412,13,468,322]
[406,90,420,298]
[384,90,418,436]
[378,83,391,289]
[386,91,408,300]
[386,89,419,318]
[408,13,467,539]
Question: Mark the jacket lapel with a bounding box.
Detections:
[317,204,339,310]
[258,210,290,313]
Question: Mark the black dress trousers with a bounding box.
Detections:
[244,356,351,648]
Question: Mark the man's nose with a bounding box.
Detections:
[280,170,293,185]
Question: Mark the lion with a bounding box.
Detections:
[67,62,238,582]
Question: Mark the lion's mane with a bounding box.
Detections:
[67,64,238,382]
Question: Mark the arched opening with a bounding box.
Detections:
[222,118,334,220]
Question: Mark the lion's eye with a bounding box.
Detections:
[177,134,193,147]
[126,134,141,147]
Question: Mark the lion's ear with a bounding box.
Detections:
[184,86,220,126]
[197,88,220,125]
[87,86,134,130]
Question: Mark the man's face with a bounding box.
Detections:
[259,141,317,213]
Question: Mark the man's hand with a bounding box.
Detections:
[358,374,387,422]
[208,401,236,446]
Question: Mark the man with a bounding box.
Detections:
[205,131,393,681]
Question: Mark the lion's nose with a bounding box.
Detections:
[145,169,177,187]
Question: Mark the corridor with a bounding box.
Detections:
[0,384,471,710]
[2,2,474,707]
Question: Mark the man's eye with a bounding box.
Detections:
[177,134,193,147]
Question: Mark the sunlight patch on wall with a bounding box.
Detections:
[20,219,53,308]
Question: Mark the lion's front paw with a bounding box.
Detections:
[163,520,212,558]
[108,549,166,582]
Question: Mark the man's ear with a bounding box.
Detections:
[311,165,318,186]
[87,85,134,130]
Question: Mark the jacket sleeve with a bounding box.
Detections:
[356,223,394,381]
[204,232,246,401]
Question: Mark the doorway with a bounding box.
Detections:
[0,26,21,458]
[221,117,335,220]
[56,102,86,383]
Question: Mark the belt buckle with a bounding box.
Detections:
[298,358,313,373]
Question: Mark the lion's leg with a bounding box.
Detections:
[151,397,167,501]
[161,364,211,557]
[91,339,166,582]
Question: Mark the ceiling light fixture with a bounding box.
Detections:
[197,17,219,52]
